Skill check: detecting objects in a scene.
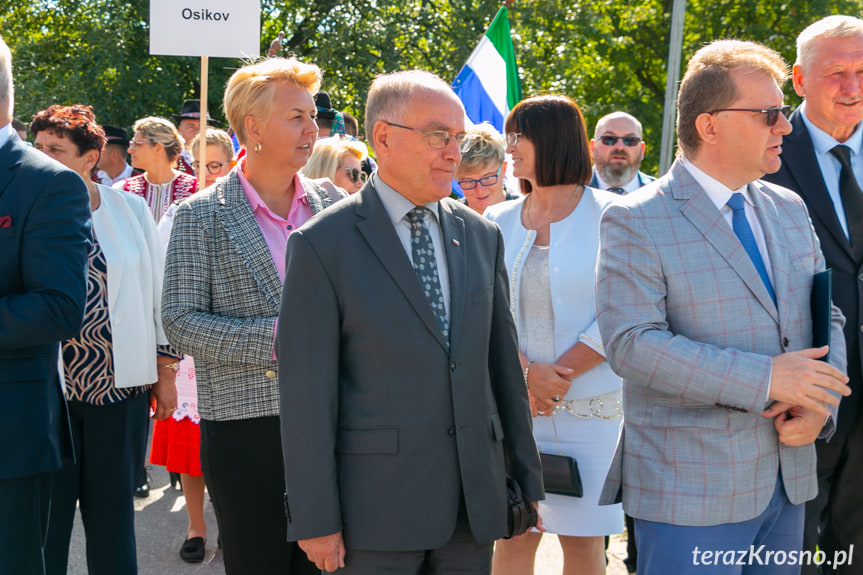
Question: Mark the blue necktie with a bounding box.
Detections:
[406,207,450,343]
[727,193,775,303]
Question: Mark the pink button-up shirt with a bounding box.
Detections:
[237,161,314,358]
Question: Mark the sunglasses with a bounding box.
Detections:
[343,167,367,184]
[597,135,642,147]
[708,105,791,127]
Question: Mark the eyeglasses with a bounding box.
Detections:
[193,161,228,175]
[128,140,151,149]
[384,121,469,151]
[506,132,524,146]
[342,167,367,184]
[457,164,503,190]
[708,105,791,127]
[597,135,642,147]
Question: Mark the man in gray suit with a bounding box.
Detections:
[277,70,543,574]
[588,111,655,194]
[596,40,850,574]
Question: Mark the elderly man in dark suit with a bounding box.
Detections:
[278,70,544,574]
[0,36,91,574]
[762,15,863,574]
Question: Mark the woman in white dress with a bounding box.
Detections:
[487,94,623,575]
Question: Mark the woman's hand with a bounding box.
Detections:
[526,362,573,409]
[150,359,179,420]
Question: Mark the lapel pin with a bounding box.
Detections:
[452,239,460,246]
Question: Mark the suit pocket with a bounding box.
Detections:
[490,413,505,442]
[0,226,16,238]
[336,426,399,454]
[471,285,494,304]
[651,405,729,429]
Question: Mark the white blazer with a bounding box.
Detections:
[484,187,620,399]
[92,184,170,388]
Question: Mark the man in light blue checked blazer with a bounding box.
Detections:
[596,40,851,574]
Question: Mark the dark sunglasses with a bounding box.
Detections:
[597,135,642,147]
[343,167,367,184]
[708,105,791,127]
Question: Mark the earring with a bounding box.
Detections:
[255,141,262,155]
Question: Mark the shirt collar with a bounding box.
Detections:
[236,158,308,214]
[0,123,13,150]
[373,173,441,228]
[680,156,751,211]
[799,101,863,156]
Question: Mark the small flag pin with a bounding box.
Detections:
[452,239,460,246]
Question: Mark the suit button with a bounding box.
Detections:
[448,426,456,436]
[265,370,276,379]
[450,362,458,371]
[782,337,789,347]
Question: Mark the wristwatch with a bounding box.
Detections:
[158,362,180,372]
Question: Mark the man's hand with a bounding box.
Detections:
[769,347,849,417]
[773,405,826,447]
[150,361,178,420]
[509,501,545,540]
[299,532,345,573]
[526,362,573,408]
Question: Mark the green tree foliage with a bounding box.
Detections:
[1,0,861,169]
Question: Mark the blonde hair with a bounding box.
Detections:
[224,57,322,146]
[796,16,863,73]
[189,128,234,161]
[301,136,368,181]
[132,116,185,161]
[677,40,787,158]
[457,123,505,175]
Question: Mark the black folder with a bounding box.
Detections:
[811,269,833,363]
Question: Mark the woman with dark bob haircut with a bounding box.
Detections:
[486,94,624,575]
[30,104,179,574]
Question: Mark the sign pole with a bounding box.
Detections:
[198,56,209,191]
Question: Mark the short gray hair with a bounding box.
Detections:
[458,123,505,175]
[0,36,13,123]
[797,16,863,73]
[593,111,643,138]
[365,70,458,153]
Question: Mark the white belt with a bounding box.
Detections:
[552,390,622,421]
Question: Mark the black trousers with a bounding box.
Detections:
[802,412,863,575]
[0,472,51,575]
[45,392,149,575]
[200,416,318,575]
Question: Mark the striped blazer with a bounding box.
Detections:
[596,160,846,526]
[161,169,344,421]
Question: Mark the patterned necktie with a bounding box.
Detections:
[607,187,626,195]
[406,207,449,343]
[727,193,775,303]
[830,145,863,262]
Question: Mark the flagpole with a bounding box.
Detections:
[659,0,686,174]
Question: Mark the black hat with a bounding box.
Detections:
[172,99,220,126]
[102,124,130,147]
[314,92,337,120]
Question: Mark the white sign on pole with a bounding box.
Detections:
[150,0,260,59]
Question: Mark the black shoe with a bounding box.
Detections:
[169,472,183,491]
[180,537,206,563]
[134,470,151,498]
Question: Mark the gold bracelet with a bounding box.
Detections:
[158,362,180,372]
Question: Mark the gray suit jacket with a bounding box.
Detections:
[596,160,846,526]
[162,169,344,421]
[277,180,543,550]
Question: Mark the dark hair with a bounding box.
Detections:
[504,95,591,194]
[30,104,106,157]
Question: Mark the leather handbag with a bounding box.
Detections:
[504,476,538,538]
[539,414,583,497]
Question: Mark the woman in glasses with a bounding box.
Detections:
[115,117,197,222]
[161,57,345,574]
[301,136,368,193]
[486,95,623,575]
[455,122,517,214]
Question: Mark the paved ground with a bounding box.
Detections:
[68,462,632,574]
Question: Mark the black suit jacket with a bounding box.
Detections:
[763,109,861,436]
[0,133,90,478]
[277,180,543,550]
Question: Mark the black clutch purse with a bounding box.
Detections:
[539,452,583,497]
[504,476,538,538]
[539,414,583,497]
